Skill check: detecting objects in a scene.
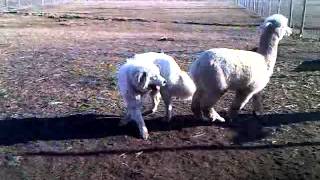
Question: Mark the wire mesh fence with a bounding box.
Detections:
[236,0,320,38]
[0,0,72,11]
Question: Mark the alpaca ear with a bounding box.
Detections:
[137,71,148,89]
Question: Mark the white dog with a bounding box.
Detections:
[117,60,166,140]
[132,52,196,121]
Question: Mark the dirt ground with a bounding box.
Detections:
[0,0,319,179]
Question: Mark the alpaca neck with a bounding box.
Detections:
[257,28,280,75]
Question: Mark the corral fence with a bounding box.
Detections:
[0,0,72,11]
[235,0,320,38]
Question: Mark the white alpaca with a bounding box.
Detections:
[131,52,196,121]
[117,60,166,139]
[189,14,292,122]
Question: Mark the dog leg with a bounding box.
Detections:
[161,89,173,122]
[131,108,149,140]
[143,89,161,116]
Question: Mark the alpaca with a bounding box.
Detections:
[189,14,292,122]
[131,52,196,121]
[117,60,166,139]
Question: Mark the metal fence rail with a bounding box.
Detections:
[236,0,320,38]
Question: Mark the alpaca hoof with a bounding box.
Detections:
[215,116,226,123]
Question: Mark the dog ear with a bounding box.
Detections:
[137,71,148,90]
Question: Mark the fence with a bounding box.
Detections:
[0,0,72,11]
[235,0,320,38]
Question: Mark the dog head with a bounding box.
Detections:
[132,65,166,93]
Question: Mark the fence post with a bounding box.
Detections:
[262,0,266,16]
[268,0,272,15]
[300,0,308,36]
[4,0,8,10]
[277,0,281,14]
[259,0,263,16]
[289,0,294,27]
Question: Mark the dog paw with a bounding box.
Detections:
[140,127,149,140]
[202,115,225,123]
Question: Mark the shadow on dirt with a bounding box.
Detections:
[0,111,319,146]
[295,59,320,72]
[223,112,320,144]
[24,141,320,157]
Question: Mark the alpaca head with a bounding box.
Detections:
[261,14,292,40]
[173,71,196,100]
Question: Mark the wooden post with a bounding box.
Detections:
[289,0,294,27]
[277,0,282,14]
[300,0,308,36]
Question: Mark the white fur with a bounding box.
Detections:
[131,52,196,121]
[190,14,292,122]
[117,60,166,140]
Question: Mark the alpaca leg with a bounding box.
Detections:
[143,89,161,116]
[191,89,202,118]
[200,91,225,122]
[252,91,263,116]
[229,90,255,120]
[160,89,173,122]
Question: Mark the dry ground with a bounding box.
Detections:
[0,0,319,179]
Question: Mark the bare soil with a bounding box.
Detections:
[0,1,319,179]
